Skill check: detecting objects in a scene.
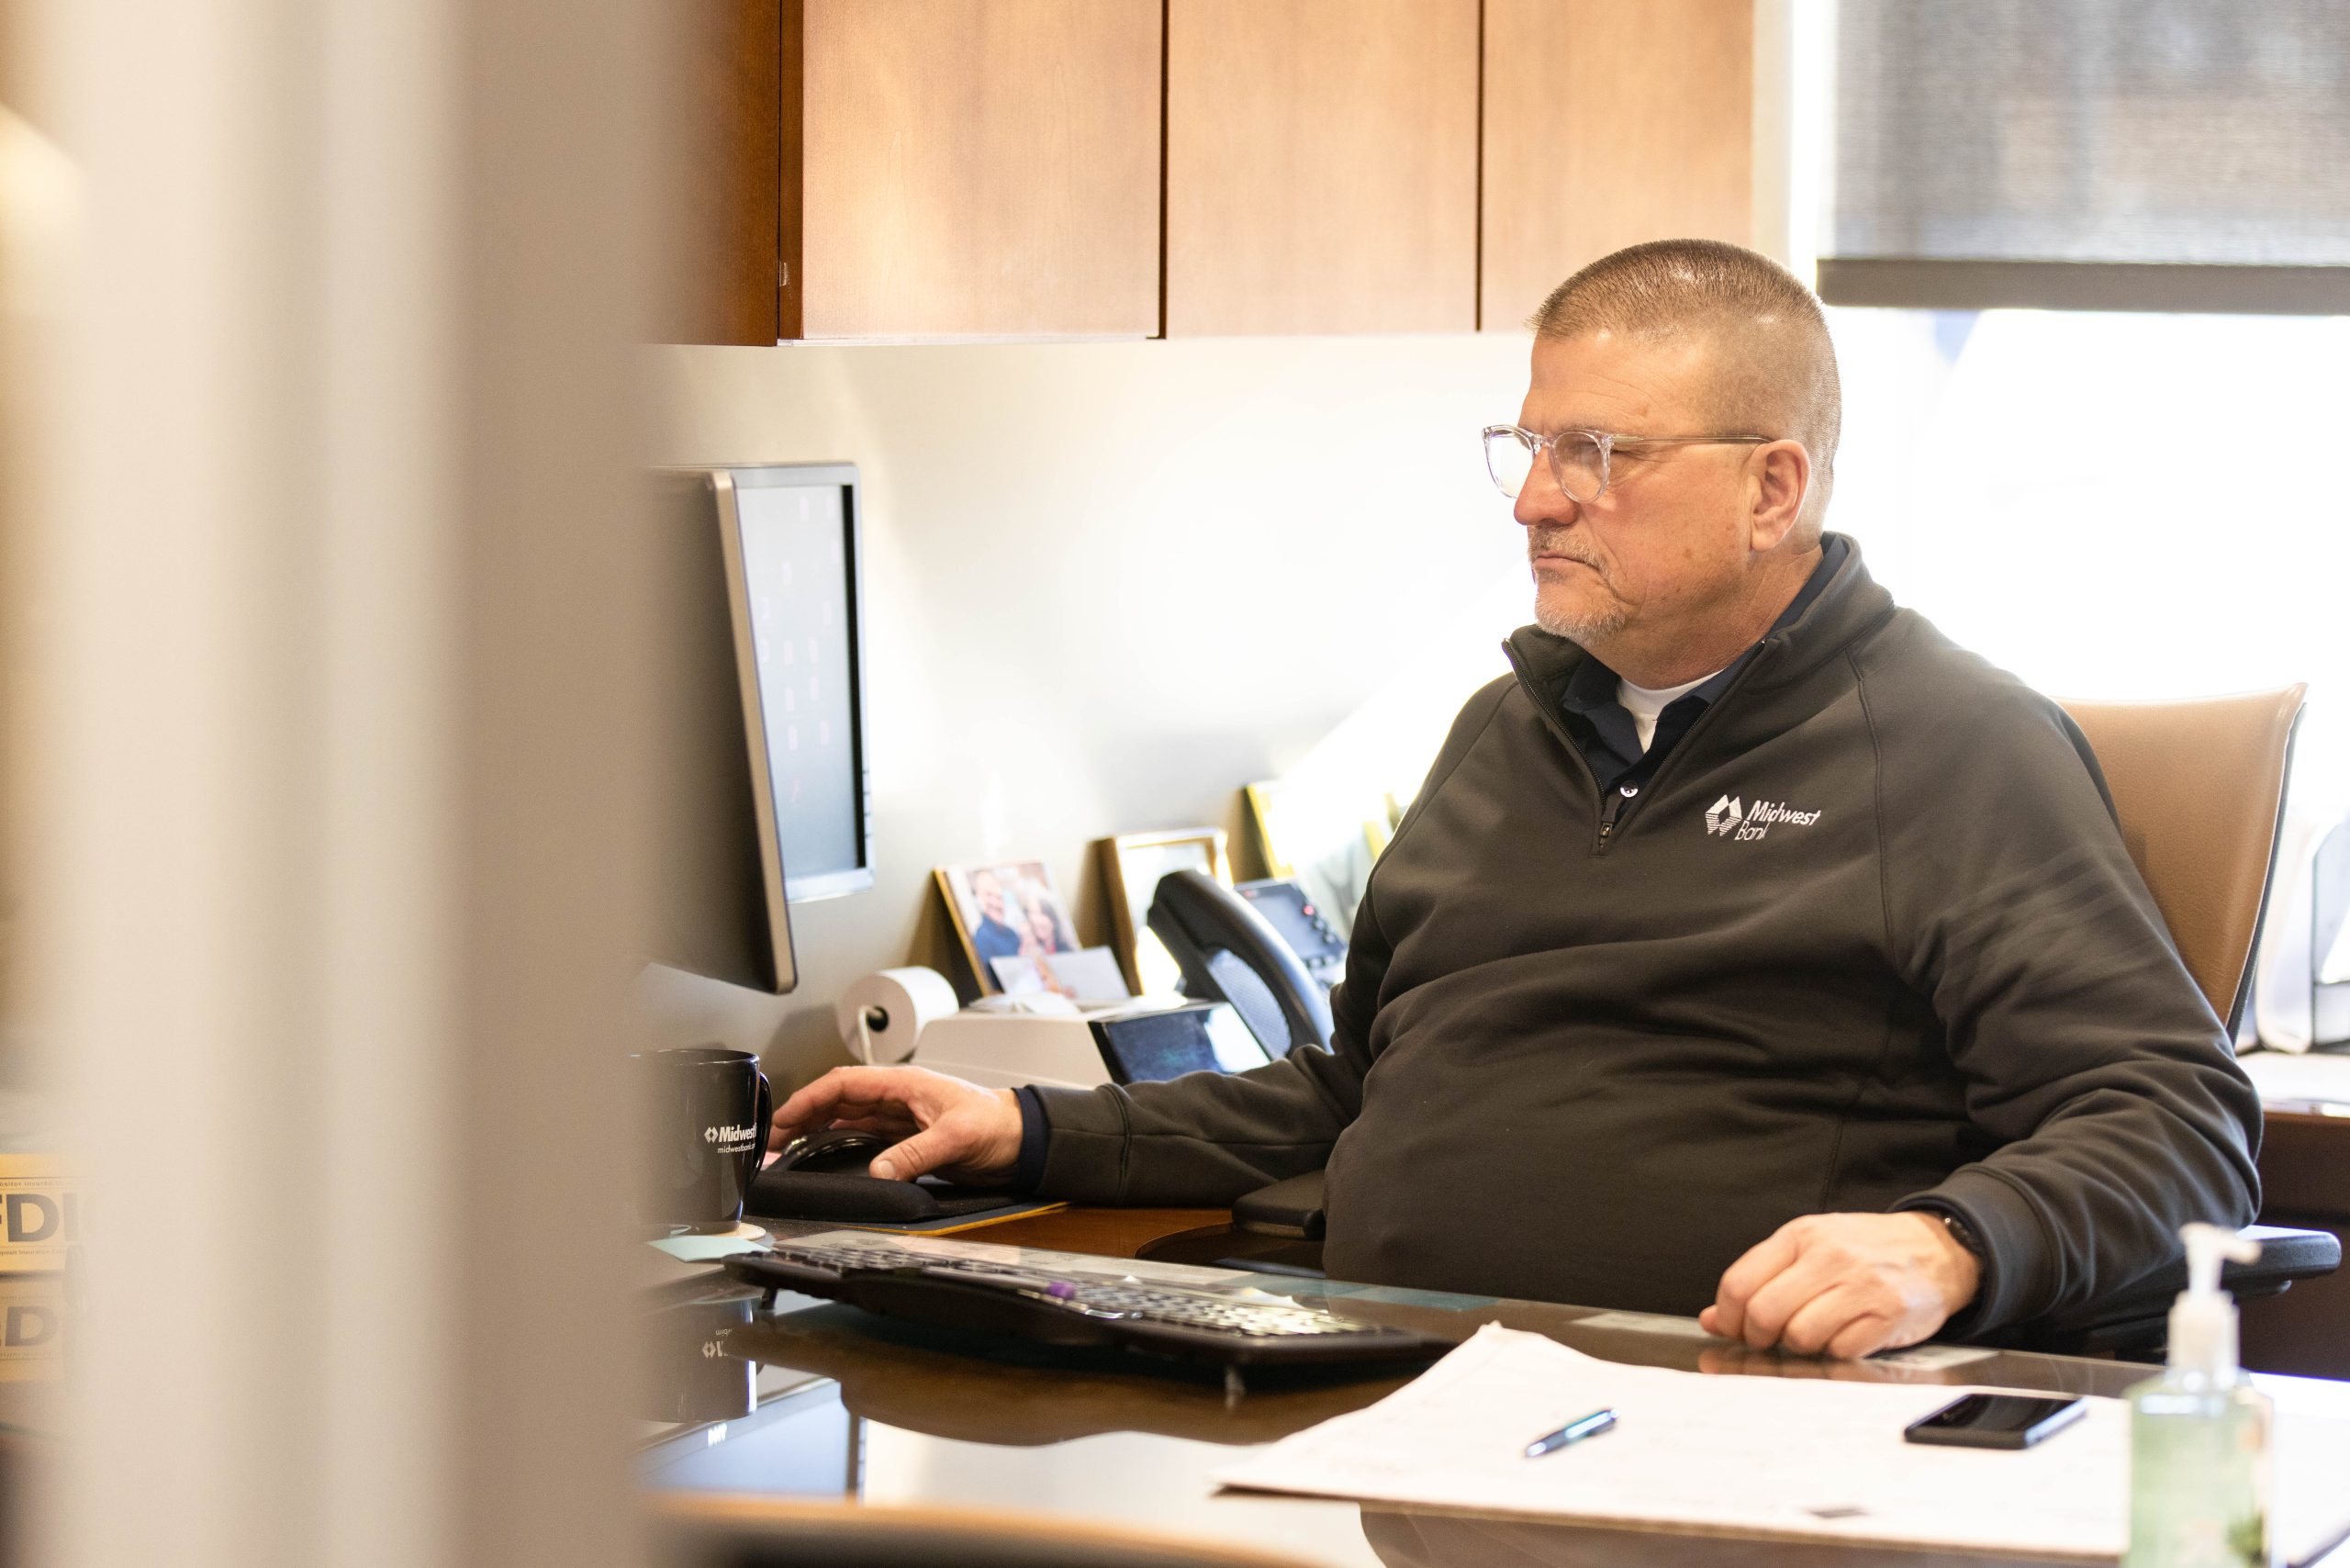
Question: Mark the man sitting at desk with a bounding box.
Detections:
[772,240,2260,1361]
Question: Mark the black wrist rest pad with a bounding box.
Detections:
[744,1169,1017,1223]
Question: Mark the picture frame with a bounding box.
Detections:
[933,860,1082,995]
[1098,828,1232,994]
[1243,778,1390,943]
[1245,778,1393,882]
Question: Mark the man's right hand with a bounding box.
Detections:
[768,1065,1024,1184]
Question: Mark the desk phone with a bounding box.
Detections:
[1237,878,1348,993]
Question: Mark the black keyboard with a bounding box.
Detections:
[724,1236,1449,1370]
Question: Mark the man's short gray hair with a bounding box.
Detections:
[1530,239,1841,532]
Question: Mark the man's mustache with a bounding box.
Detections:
[1527,528,1603,570]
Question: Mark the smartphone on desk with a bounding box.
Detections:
[1904,1393,2087,1450]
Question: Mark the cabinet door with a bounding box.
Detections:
[1482,0,1754,332]
[791,0,1161,340]
[651,0,783,347]
[1165,0,1480,336]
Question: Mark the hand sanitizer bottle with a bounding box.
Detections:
[2123,1224,2274,1568]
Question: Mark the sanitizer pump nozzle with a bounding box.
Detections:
[2168,1222,2260,1380]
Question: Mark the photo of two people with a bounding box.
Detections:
[935,862,1129,1002]
[953,862,1076,969]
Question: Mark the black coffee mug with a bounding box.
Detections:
[632,1046,773,1235]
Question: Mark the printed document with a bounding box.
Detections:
[1216,1324,2350,1562]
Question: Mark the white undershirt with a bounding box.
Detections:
[1617,668,1727,752]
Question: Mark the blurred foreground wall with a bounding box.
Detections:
[6,3,659,1565]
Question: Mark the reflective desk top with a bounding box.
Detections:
[637,1210,2350,1568]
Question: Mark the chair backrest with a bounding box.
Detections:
[658,1493,1326,1568]
[2057,686,2304,1034]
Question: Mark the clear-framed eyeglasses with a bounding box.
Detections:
[1482,423,1774,504]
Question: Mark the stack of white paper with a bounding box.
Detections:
[1216,1325,2350,1562]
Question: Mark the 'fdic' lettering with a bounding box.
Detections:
[5,1305,55,1350]
[6,1192,65,1245]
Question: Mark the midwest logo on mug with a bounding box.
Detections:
[702,1123,760,1153]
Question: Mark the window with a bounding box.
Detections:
[1828,304,2350,818]
[1823,0,2350,314]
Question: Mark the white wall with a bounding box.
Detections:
[643,334,1539,1087]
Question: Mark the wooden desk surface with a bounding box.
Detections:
[963,1205,1228,1259]
[642,1207,2350,1568]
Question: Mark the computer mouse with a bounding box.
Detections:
[770,1126,895,1176]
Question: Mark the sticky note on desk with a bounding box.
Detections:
[650,1223,767,1264]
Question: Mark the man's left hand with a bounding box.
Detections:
[1698,1212,1981,1359]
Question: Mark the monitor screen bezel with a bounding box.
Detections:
[711,462,876,908]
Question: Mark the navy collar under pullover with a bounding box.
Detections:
[1559,535,1848,825]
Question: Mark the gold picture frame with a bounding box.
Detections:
[1098,828,1231,995]
[1245,778,1393,879]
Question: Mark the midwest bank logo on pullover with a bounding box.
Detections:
[1705,794,1823,840]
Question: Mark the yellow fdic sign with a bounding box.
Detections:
[0,1156,74,1273]
[0,1274,62,1379]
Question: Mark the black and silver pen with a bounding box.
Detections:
[1524,1407,1617,1458]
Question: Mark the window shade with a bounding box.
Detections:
[1821,0,2350,314]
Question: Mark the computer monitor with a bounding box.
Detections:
[647,463,874,993]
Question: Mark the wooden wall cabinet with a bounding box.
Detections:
[794,0,1162,340]
[654,1,786,347]
[1164,0,1482,337]
[660,0,1162,344]
[1480,0,1755,333]
[656,0,1759,344]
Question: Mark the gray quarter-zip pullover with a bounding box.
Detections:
[1029,535,2260,1337]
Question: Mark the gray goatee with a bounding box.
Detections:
[1528,529,1627,643]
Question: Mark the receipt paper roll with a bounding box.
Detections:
[835,967,958,1063]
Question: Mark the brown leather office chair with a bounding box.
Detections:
[656,1492,1324,1568]
[2031,685,2339,1353]
[2056,687,2305,1034]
